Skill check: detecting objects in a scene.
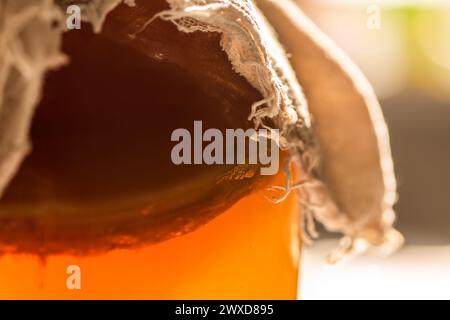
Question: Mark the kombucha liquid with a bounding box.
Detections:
[0,171,300,299]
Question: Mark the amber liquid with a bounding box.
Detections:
[0,172,300,299]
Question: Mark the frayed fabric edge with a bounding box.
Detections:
[154,0,403,262]
[0,0,67,198]
[0,0,136,198]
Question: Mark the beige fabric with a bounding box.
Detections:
[256,0,402,261]
[0,0,67,198]
[0,0,127,198]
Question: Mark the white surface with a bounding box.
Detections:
[299,240,450,300]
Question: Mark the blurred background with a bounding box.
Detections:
[294,0,450,299]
